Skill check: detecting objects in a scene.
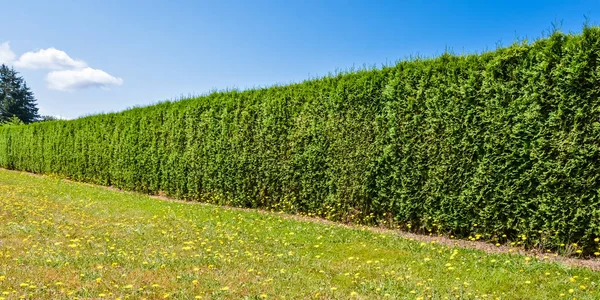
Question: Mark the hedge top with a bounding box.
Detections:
[2,26,600,254]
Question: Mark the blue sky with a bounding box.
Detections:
[0,0,598,119]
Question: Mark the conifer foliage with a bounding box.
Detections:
[1,28,600,253]
[0,64,39,124]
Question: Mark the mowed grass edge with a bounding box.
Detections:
[0,169,599,299]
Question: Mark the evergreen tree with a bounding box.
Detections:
[0,64,39,124]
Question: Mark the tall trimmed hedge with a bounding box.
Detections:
[2,28,600,253]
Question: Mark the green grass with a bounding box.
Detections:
[0,169,599,299]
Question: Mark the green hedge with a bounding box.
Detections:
[2,27,600,253]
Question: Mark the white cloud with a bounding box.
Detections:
[2,43,123,91]
[15,48,87,70]
[0,42,15,65]
[46,67,123,91]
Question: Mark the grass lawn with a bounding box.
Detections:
[1,169,599,299]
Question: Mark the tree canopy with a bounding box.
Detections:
[0,64,39,124]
